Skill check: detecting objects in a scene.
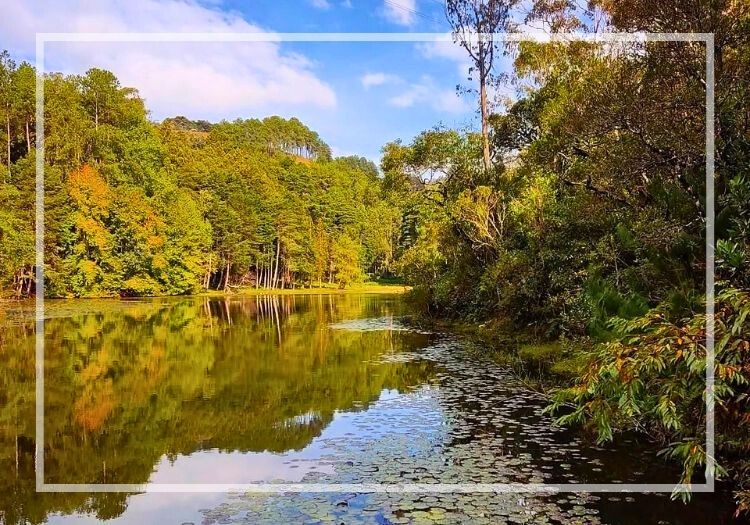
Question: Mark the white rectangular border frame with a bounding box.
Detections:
[34,31,715,494]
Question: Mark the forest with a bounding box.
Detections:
[0,0,749,518]
[0,57,397,297]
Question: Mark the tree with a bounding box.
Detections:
[12,63,35,154]
[63,165,116,296]
[0,179,33,296]
[79,68,123,131]
[445,0,518,173]
[0,51,15,179]
[330,233,362,288]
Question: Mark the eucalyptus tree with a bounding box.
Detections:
[445,0,519,172]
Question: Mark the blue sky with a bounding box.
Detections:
[2,0,494,163]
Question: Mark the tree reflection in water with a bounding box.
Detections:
[0,294,436,524]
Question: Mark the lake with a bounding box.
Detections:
[0,294,740,524]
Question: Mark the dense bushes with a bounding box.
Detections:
[387,0,749,512]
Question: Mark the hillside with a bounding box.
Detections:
[0,62,400,298]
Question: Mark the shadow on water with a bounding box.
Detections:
[0,294,743,524]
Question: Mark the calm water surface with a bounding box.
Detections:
[0,294,740,524]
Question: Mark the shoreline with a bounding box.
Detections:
[0,283,410,304]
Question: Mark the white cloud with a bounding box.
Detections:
[389,85,426,108]
[418,34,518,85]
[382,0,417,26]
[388,76,469,113]
[417,38,466,62]
[360,72,400,88]
[1,0,337,120]
[310,0,331,9]
[435,89,471,113]
[417,37,472,78]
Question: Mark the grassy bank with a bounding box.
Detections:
[464,325,592,382]
[407,315,593,390]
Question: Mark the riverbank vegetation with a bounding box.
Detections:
[382,0,750,514]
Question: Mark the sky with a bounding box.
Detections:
[0,0,502,163]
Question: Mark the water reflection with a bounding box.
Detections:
[0,294,741,524]
[0,295,436,523]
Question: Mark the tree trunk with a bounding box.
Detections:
[479,73,491,173]
[25,267,33,296]
[223,260,230,291]
[204,254,212,289]
[272,238,280,289]
[6,112,10,179]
